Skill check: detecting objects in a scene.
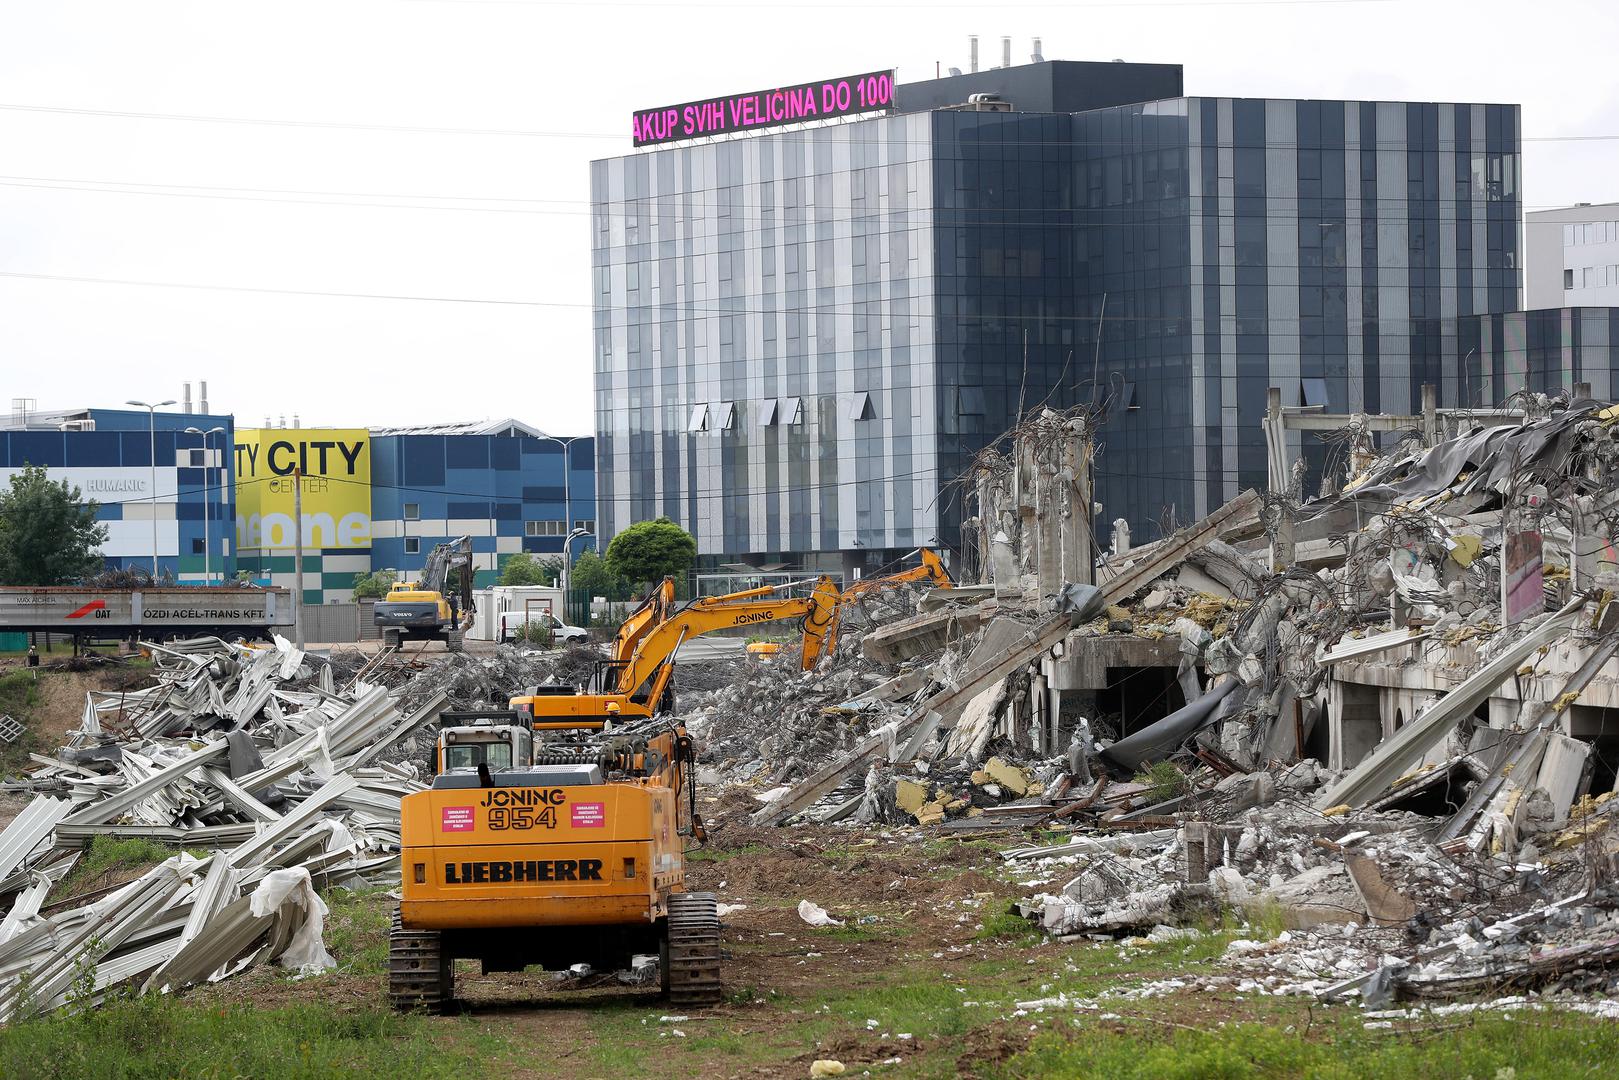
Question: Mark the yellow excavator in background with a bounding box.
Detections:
[374,536,476,651]
[510,576,842,726]
[820,547,953,659]
[509,548,952,726]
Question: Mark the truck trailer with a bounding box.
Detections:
[0,585,292,645]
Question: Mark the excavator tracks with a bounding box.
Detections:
[388,908,454,1012]
[664,891,723,1005]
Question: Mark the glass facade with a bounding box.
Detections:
[593,91,1526,562]
[592,112,939,570]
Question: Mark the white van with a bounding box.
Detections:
[497,610,589,646]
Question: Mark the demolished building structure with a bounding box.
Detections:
[682,386,1619,1007]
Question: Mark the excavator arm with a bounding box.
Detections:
[609,577,678,671]
[808,548,953,667]
[613,576,842,707]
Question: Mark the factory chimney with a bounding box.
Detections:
[970,35,978,73]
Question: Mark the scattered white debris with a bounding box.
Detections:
[798,899,844,927]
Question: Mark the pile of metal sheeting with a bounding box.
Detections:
[0,635,446,1021]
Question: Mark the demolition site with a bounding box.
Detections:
[2,383,1619,1077]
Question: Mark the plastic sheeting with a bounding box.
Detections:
[249,867,335,976]
[1098,678,1241,772]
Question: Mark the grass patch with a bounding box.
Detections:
[0,994,511,1079]
[1133,760,1190,803]
[1241,897,1289,942]
[323,888,393,977]
[0,668,42,774]
[55,836,177,897]
[810,921,883,943]
[994,1012,1619,1080]
[977,911,1042,944]
[685,843,768,863]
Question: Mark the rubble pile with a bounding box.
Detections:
[0,635,450,1021]
[718,393,1619,1009]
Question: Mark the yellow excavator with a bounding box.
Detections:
[389,708,716,1010]
[374,536,476,651]
[510,576,842,727]
[509,549,952,726]
[386,551,953,1012]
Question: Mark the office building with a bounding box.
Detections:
[0,402,235,582]
[1526,202,1619,309]
[592,58,1527,570]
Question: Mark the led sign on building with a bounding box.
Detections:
[234,428,372,550]
[631,70,895,148]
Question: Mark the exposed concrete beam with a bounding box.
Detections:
[1315,597,1587,811]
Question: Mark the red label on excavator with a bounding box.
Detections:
[441,806,475,831]
[571,802,606,827]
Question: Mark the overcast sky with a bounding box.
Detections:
[2,0,1615,435]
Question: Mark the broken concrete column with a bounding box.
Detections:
[1181,821,1210,883]
[1213,770,1277,812]
[1111,518,1131,558]
[1034,453,1061,601]
[1060,423,1094,587]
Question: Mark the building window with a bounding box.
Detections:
[686,404,709,432]
[404,537,420,555]
[191,538,206,555]
[573,519,595,534]
[526,520,566,536]
[759,399,779,427]
[404,502,420,520]
[1566,268,1575,290]
[785,396,805,425]
[713,402,735,431]
[850,391,876,421]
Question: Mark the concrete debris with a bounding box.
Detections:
[999,751,1619,1008]
[0,633,466,1019]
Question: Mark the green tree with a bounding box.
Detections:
[604,518,696,593]
[0,464,108,585]
[350,569,397,599]
[499,552,553,587]
[569,548,629,600]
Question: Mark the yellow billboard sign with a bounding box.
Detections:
[234,428,372,550]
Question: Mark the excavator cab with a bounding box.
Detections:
[431,710,535,776]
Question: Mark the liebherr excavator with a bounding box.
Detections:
[389,708,717,1010]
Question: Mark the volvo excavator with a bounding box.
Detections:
[373,536,475,651]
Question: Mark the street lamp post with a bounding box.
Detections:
[561,527,593,622]
[185,426,226,584]
[127,399,176,578]
[535,432,582,556]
